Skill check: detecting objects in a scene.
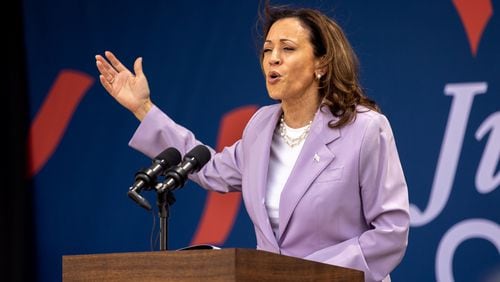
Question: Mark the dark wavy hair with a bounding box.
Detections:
[258,3,380,128]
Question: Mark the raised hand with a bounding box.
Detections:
[95,51,153,120]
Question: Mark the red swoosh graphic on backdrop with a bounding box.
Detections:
[452,0,493,56]
[28,70,94,177]
[191,105,258,245]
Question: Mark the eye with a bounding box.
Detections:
[283,47,295,51]
[262,48,272,53]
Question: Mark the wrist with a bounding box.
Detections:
[133,99,153,121]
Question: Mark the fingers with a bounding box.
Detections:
[98,74,114,95]
[105,51,128,73]
[96,60,115,84]
[95,55,117,84]
[133,57,143,77]
[95,51,143,97]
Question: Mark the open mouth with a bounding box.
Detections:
[268,71,281,83]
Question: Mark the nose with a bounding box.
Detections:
[269,50,281,65]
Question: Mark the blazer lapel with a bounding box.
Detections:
[244,105,282,246]
[278,108,341,240]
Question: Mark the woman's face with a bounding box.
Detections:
[262,17,321,104]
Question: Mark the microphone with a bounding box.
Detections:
[156,144,211,193]
[128,147,181,210]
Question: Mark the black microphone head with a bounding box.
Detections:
[155,147,182,168]
[185,145,211,171]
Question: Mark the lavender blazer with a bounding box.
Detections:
[129,103,410,282]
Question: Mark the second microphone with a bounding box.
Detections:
[156,144,211,193]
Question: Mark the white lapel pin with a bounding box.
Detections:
[313,153,320,162]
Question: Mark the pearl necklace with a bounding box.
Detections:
[279,114,313,148]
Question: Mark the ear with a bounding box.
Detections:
[314,56,327,77]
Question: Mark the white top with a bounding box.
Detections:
[265,122,309,239]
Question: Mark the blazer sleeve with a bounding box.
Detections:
[304,114,410,281]
[128,105,244,193]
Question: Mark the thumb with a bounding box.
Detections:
[133,57,144,77]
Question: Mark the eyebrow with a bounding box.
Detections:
[264,38,297,45]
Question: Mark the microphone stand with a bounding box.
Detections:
[156,188,176,251]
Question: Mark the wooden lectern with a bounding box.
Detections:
[63,248,364,281]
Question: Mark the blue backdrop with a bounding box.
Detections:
[23,0,499,281]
